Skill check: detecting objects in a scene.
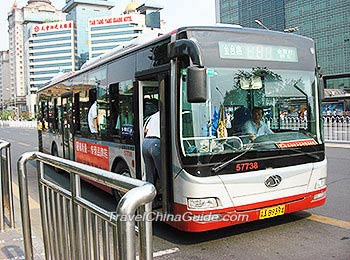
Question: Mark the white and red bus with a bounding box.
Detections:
[37,26,327,232]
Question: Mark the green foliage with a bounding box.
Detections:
[0,110,14,120]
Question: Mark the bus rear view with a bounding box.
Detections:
[168,26,326,232]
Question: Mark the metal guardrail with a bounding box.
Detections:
[0,120,37,128]
[323,116,350,142]
[0,140,15,231]
[17,152,156,260]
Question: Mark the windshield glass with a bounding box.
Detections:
[180,67,321,156]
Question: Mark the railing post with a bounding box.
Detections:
[0,145,4,231]
[17,152,37,260]
[0,140,15,231]
[6,144,15,228]
[117,183,156,260]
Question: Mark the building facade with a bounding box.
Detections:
[216,0,350,90]
[7,0,65,113]
[26,21,76,115]
[284,0,350,89]
[217,0,285,31]
[63,0,115,69]
[88,13,160,59]
[0,51,11,110]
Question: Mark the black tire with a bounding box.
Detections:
[112,162,131,202]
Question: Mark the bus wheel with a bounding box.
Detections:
[112,162,131,202]
[51,143,60,173]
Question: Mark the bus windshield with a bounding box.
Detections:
[180,67,320,156]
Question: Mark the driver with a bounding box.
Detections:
[242,107,273,141]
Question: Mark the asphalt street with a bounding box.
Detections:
[0,127,349,260]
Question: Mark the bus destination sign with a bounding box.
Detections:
[219,42,298,62]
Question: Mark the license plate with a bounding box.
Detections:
[259,205,285,220]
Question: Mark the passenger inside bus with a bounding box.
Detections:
[142,110,161,206]
[242,106,273,141]
[88,92,98,134]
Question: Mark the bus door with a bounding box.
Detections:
[61,94,74,160]
[137,72,172,212]
[138,80,159,180]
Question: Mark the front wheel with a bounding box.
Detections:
[112,162,131,202]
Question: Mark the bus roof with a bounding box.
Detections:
[38,25,313,93]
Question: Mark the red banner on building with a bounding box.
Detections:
[75,140,110,170]
[276,139,318,149]
[33,21,73,33]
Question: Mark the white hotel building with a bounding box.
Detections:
[88,12,163,59]
[26,21,75,114]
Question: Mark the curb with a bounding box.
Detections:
[325,142,350,149]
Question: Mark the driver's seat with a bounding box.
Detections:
[233,107,251,134]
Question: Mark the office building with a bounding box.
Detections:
[285,0,350,89]
[26,21,76,114]
[63,0,115,68]
[89,14,145,59]
[7,0,65,113]
[216,0,350,90]
[0,51,11,110]
[217,0,285,31]
[88,3,163,59]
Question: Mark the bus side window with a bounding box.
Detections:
[52,98,58,132]
[109,83,119,136]
[79,90,92,133]
[97,81,108,135]
[73,93,80,133]
[109,80,134,143]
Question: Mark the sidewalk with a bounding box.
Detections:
[0,225,45,260]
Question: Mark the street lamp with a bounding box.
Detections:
[284,26,299,33]
[254,19,270,30]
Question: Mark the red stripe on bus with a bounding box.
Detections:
[167,188,326,232]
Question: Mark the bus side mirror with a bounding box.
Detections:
[187,66,207,103]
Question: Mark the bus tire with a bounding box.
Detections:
[112,161,131,202]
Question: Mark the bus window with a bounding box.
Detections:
[109,83,119,136]
[96,80,108,135]
[88,89,98,134]
[109,80,135,142]
[79,90,91,133]
[73,93,80,133]
[143,84,159,119]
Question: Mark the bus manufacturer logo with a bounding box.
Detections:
[264,175,282,188]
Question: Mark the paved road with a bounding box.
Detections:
[1,127,349,259]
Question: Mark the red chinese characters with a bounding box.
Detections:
[276,139,318,149]
[75,140,109,170]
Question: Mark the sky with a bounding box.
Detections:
[0,0,216,51]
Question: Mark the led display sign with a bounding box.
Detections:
[219,42,298,62]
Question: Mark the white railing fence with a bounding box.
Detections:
[323,116,350,142]
[1,117,350,142]
[0,120,37,128]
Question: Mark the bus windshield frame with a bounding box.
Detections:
[178,28,323,169]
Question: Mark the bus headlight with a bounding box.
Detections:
[187,198,218,209]
[313,191,326,200]
[315,178,326,189]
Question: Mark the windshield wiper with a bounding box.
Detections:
[211,140,319,174]
[284,147,320,160]
[211,144,255,174]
